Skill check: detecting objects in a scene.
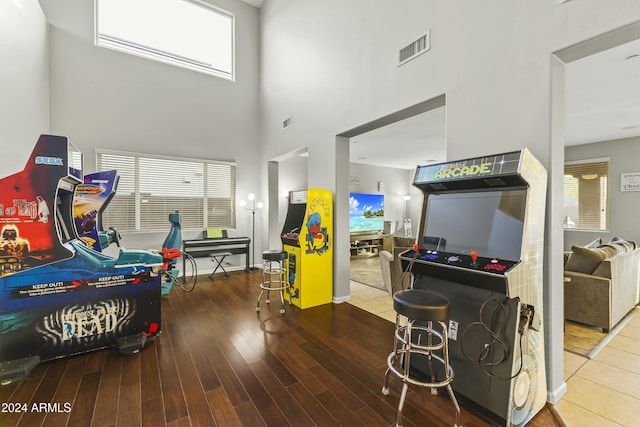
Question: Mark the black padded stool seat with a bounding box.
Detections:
[383,288,460,427]
[262,249,287,262]
[393,289,449,322]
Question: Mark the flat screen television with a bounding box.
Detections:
[421,189,526,261]
[349,193,384,233]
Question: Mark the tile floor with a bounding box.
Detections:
[348,281,640,427]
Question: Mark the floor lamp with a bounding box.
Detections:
[240,193,263,271]
[402,195,412,238]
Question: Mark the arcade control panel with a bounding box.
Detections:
[414,249,517,274]
[400,248,519,294]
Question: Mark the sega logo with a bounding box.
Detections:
[35,156,64,166]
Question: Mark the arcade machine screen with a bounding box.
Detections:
[422,189,526,262]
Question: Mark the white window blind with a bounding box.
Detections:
[97,151,236,232]
[95,0,234,80]
[563,159,609,230]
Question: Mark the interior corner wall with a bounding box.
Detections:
[564,136,640,249]
[45,0,261,266]
[0,0,49,176]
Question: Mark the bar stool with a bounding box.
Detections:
[256,249,288,314]
[382,289,460,427]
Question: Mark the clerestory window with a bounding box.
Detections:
[95,0,234,80]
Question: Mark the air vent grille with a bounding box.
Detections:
[398,31,430,66]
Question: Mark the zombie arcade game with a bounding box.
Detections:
[0,135,162,384]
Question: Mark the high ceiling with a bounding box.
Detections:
[238,0,264,8]
[351,39,640,170]
[37,0,639,171]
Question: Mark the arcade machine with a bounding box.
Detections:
[0,135,163,384]
[400,149,547,426]
[72,170,120,251]
[74,172,185,296]
[281,188,333,309]
[159,211,183,295]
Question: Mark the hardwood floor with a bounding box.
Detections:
[1,271,562,427]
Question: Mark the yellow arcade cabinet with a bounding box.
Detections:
[280,188,333,309]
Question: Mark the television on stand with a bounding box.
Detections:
[349,193,386,257]
[349,193,384,233]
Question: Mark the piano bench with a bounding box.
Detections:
[209,252,232,280]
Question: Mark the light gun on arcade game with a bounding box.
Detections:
[401,149,547,427]
[0,135,163,384]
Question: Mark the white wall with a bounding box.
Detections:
[40,0,261,272]
[565,136,640,249]
[0,0,49,176]
[259,0,640,404]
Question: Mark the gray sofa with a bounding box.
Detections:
[564,238,640,332]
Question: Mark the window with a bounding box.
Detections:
[563,159,609,230]
[95,0,234,80]
[97,150,236,232]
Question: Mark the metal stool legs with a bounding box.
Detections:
[256,258,287,314]
[209,251,231,280]
[382,314,461,427]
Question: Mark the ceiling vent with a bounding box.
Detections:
[282,116,292,129]
[398,31,431,66]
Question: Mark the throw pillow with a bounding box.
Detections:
[564,245,607,274]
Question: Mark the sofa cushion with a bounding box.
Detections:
[565,245,608,274]
[393,236,415,249]
[597,244,620,259]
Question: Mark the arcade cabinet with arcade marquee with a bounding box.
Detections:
[400,149,547,427]
[0,135,163,384]
[281,189,333,309]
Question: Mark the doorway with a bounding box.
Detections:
[337,96,447,319]
[550,21,640,408]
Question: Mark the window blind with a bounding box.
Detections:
[563,159,609,230]
[97,151,236,232]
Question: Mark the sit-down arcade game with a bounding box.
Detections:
[72,169,120,252]
[0,135,162,384]
[401,149,547,426]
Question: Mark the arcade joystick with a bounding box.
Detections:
[470,250,478,267]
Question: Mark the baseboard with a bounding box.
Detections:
[547,381,567,404]
[333,294,351,304]
[587,310,635,359]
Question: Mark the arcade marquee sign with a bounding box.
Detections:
[414,151,522,184]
